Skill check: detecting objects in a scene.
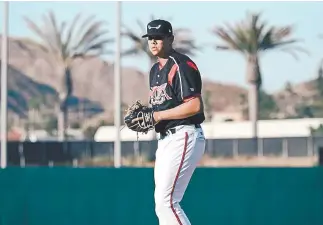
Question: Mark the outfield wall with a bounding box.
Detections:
[0,167,322,225]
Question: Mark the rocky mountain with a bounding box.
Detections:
[0,36,249,124]
[1,60,105,129]
[273,79,322,118]
[1,35,320,130]
[0,62,56,117]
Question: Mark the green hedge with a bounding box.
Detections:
[0,167,322,225]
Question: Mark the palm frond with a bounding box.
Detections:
[64,13,82,55]
[212,11,307,60]
[23,16,55,53]
[274,27,292,41]
[73,21,106,51]
[49,10,62,51]
[216,45,231,50]
[81,39,114,56]
[39,11,62,56]
[73,14,97,42]
[213,27,241,50]
[121,30,141,43]
[24,11,112,66]
[277,47,300,60]
[271,39,298,47]
[75,30,112,56]
[282,45,310,56]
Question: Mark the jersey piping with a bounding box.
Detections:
[169,56,183,100]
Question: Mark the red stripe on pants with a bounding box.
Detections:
[170,132,188,225]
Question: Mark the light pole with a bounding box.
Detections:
[1,1,9,169]
[114,1,122,168]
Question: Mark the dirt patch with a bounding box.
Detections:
[198,155,318,167]
[75,155,319,167]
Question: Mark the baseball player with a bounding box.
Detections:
[142,19,206,225]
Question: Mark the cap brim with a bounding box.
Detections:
[141,33,168,38]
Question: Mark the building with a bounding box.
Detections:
[94,118,323,141]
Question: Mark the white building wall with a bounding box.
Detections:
[94,118,323,141]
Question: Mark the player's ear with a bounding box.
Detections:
[165,35,174,48]
[170,35,174,44]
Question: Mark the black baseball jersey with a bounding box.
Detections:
[149,50,205,133]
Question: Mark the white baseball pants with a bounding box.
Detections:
[154,125,206,225]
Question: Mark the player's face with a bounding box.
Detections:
[148,36,164,56]
[148,35,172,57]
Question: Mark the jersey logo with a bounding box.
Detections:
[149,83,172,105]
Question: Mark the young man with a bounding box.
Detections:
[141,19,206,225]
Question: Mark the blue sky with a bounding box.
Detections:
[1,1,323,93]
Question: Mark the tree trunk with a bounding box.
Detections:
[57,67,73,141]
[64,106,68,139]
[57,100,68,151]
[246,54,261,153]
[248,84,258,138]
[57,104,64,141]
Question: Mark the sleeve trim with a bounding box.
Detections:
[183,94,201,102]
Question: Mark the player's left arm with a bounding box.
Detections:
[153,61,203,122]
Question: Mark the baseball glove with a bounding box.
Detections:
[124,100,156,134]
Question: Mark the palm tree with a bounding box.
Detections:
[212,12,307,144]
[23,11,113,141]
[122,15,200,68]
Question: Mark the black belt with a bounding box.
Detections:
[160,124,201,139]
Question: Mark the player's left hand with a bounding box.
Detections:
[124,100,156,134]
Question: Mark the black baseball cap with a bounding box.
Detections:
[141,19,173,38]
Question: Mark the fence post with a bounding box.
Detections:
[73,158,78,168]
[282,138,288,157]
[208,139,213,157]
[233,139,238,158]
[133,141,140,165]
[307,136,314,157]
[134,141,139,159]
[48,161,54,167]
[258,138,263,157]
[19,142,25,167]
[318,146,323,166]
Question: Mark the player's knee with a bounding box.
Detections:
[155,196,172,214]
[155,202,172,217]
